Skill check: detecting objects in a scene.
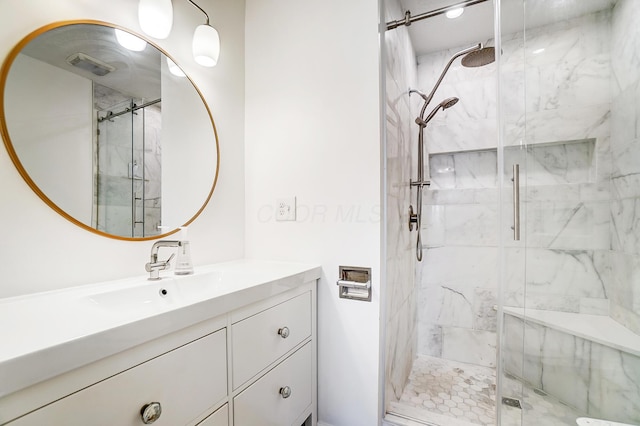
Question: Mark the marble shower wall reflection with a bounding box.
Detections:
[94,84,162,238]
[384,0,419,408]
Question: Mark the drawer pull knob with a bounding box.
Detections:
[280,386,292,399]
[278,327,290,339]
[141,402,162,424]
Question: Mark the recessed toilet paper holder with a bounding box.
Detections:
[337,266,371,302]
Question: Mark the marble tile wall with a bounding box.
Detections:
[384,0,419,409]
[609,0,640,334]
[414,40,499,367]
[416,9,620,368]
[416,37,499,368]
[419,188,499,367]
[503,315,640,424]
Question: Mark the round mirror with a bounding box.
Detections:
[0,21,219,240]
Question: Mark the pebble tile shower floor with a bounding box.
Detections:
[388,354,583,426]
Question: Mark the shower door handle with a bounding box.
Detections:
[512,164,520,241]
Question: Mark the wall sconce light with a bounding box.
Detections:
[188,1,220,67]
[138,0,220,67]
[192,22,220,67]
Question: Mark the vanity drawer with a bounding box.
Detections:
[9,329,227,426]
[233,343,312,426]
[197,403,228,426]
[232,291,311,388]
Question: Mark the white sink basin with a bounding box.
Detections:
[86,280,179,313]
[85,271,225,313]
[83,268,274,313]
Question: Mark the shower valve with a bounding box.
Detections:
[408,205,418,231]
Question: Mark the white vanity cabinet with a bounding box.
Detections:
[0,262,318,426]
[9,329,228,426]
[232,291,312,389]
[234,343,312,426]
[231,290,315,426]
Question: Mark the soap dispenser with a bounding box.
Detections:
[174,227,194,275]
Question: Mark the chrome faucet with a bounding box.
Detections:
[145,240,183,280]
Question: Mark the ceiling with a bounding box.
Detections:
[21,24,162,103]
[395,0,618,56]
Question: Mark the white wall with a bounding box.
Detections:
[0,0,245,297]
[5,53,93,225]
[161,59,218,229]
[244,0,382,425]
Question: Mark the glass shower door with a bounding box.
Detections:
[499,0,640,425]
[95,99,162,238]
[96,99,135,237]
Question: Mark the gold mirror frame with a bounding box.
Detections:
[0,20,220,241]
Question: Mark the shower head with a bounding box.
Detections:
[417,97,459,126]
[440,97,459,109]
[417,43,481,116]
[461,46,496,67]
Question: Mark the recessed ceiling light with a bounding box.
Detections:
[532,48,545,54]
[445,7,464,19]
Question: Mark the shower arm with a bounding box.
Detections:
[419,43,481,119]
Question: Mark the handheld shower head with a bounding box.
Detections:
[417,97,459,126]
[440,97,459,109]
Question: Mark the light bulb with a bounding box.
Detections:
[114,29,147,52]
[138,0,173,39]
[445,7,464,19]
[192,24,220,67]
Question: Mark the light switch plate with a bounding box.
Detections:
[276,197,296,221]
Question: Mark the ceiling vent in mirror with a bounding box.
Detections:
[66,52,116,76]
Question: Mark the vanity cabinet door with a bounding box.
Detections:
[233,343,312,426]
[232,291,311,388]
[9,329,227,426]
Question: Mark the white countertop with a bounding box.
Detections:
[0,259,321,398]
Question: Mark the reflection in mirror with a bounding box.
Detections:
[1,22,218,240]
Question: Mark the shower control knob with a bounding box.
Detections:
[278,327,290,339]
[140,402,162,424]
[280,386,292,399]
[408,205,418,231]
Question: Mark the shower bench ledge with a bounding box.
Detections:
[503,306,640,357]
